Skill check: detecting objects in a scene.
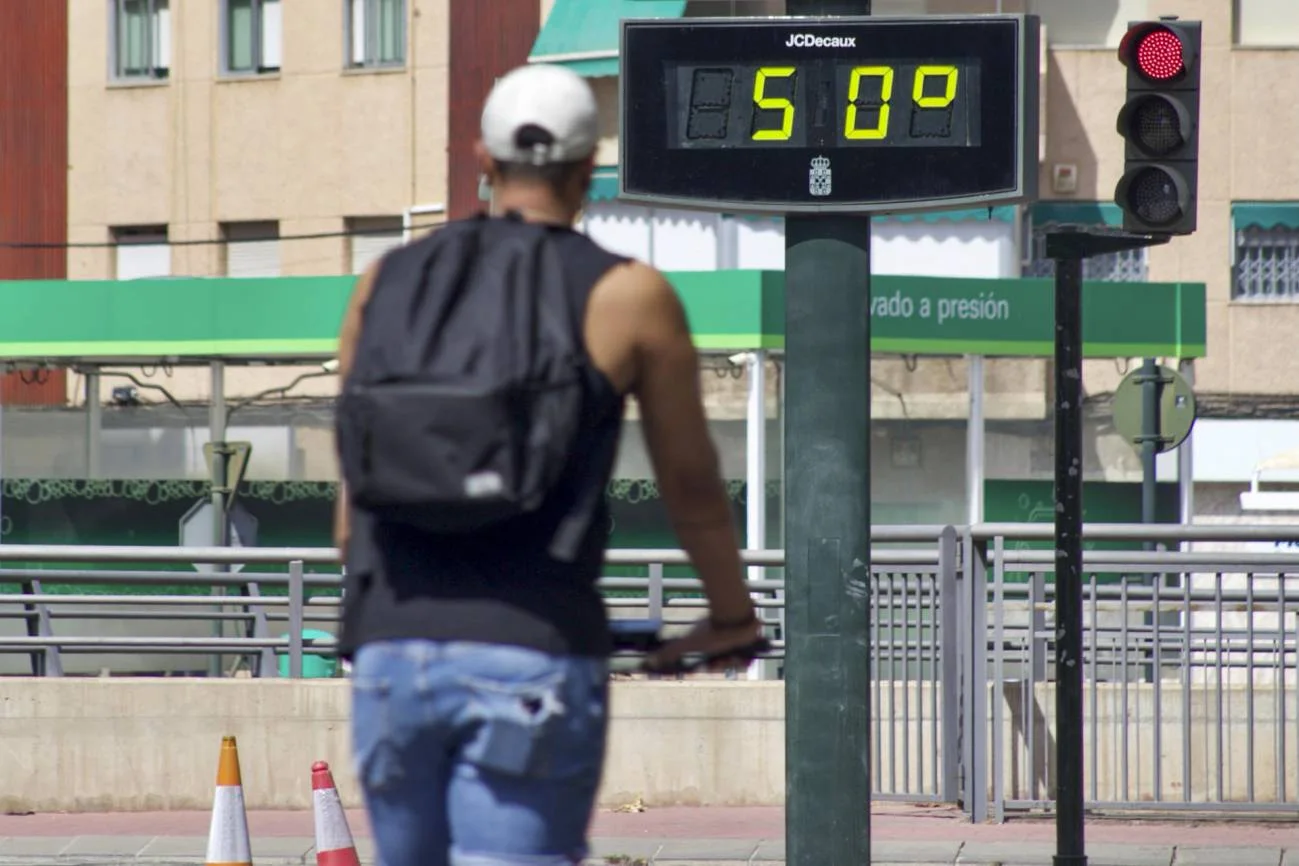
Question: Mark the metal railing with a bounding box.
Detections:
[9,523,1299,821]
[969,522,1299,822]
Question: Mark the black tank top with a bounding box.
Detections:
[337,224,628,660]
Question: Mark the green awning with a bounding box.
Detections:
[880,206,1017,224]
[589,166,619,201]
[1233,202,1299,231]
[729,207,1016,224]
[477,166,618,203]
[581,166,1017,221]
[1032,201,1123,227]
[529,0,686,78]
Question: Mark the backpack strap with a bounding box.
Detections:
[353,218,490,380]
[548,467,602,562]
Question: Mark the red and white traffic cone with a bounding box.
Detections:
[205,736,253,866]
[312,761,361,866]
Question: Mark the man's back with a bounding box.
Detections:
[337,222,632,661]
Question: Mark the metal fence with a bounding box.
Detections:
[971,522,1299,822]
[8,523,1299,821]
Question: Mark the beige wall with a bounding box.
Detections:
[66,0,1299,412]
[67,0,451,403]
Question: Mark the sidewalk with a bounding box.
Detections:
[2,802,1297,864]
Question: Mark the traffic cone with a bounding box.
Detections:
[312,761,361,866]
[205,736,253,866]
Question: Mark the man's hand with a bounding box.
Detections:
[643,614,766,674]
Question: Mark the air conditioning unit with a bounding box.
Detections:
[1240,490,1299,512]
[1240,474,1299,512]
[1241,452,1299,511]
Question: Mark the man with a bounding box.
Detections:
[332,63,764,866]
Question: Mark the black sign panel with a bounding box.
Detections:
[619,16,1040,214]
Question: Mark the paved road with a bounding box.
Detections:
[2,803,1298,864]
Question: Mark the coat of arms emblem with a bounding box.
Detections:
[809,155,832,196]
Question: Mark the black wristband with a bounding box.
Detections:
[710,609,758,630]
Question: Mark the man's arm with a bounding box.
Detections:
[623,264,757,632]
[332,261,381,559]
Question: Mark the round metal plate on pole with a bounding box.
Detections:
[1112,364,1197,453]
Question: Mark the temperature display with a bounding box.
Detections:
[619,15,1041,213]
[671,61,981,149]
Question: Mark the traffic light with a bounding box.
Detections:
[1114,20,1201,236]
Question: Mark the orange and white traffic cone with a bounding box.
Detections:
[205,736,253,866]
[312,761,361,866]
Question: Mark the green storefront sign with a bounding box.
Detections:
[0,270,1204,362]
[866,275,1204,358]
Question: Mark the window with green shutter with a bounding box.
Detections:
[112,0,170,81]
[222,0,282,76]
[1023,202,1148,282]
[1232,203,1299,301]
[346,0,406,69]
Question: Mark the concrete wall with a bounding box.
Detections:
[0,679,785,812]
[1,679,1296,813]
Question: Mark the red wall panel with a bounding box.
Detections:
[447,0,542,220]
[0,371,67,406]
[0,1,70,405]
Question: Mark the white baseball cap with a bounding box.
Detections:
[480,64,599,166]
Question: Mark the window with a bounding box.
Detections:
[1233,205,1299,301]
[1022,204,1147,282]
[1024,231,1147,282]
[112,0,171,81]
[223,0,282,75]
[347,217,404,275]
[345,0,406,69]
[222,221,281,278]
[1236,0,1299,47]
[112,226,171,280]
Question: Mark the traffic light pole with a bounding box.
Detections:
[1046,227,1169,866]
[784,3,873,865]
[209,362,228,679]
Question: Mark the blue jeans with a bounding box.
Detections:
[349,639,610,866]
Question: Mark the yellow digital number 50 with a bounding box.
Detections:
[751,66,797,141]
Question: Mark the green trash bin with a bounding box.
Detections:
[278,629,339,678]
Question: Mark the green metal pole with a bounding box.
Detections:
[210,362,228,678]
[1050,251,1086,866]
[782,7,873,862]
[783,220,873,865]
[1139,356,1159,548]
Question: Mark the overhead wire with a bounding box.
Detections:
[0,220,446,250]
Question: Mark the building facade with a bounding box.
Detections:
[2,0,1299,526]
[538,0,1299,526]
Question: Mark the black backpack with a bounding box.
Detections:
[334,213,595,560]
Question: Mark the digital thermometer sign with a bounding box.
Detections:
[619,15,1040,214]
[671,61,979,151]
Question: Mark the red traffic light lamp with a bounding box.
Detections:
[1121,23,1191,83]
[1114,19,1201,236]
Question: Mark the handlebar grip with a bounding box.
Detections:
[642,636,773,675]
